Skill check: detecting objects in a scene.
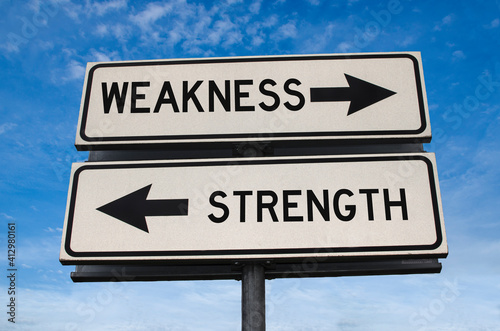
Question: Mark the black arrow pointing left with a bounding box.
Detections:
[97,184,188,233]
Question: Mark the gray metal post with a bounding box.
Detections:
[242,263,265,331]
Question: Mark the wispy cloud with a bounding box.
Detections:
[57,0,127,22]
[88,48,121,62]
[125,1,289,55]
[0,123,17,135]
[208,17,240,46]
[336,41,354,52]
[1,212,14,220]
[484,18,499,29]
[45,227,63,233]
[91,0,127,16]
[129,2,174,30]
[246,14,279,47]
[95,24,108,37]
[98,22,131,42]
[49,53,86,83]
[64,60,85,81]
[249,0,262,14]
[397,35,416,47]
[434,14,455,31]
[272,21,298,41]
[301,23,336,53]
[452,50,466,61]
[0,281,240,330]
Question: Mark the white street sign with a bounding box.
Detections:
[75,52,431,150]
[60,154,447,264]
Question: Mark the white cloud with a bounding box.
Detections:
[60,1,84,22]
[300,23,336,53]
[336,41,354,52]
[249,0,262,14]
[95,24,108,36]
[27,0,42,12]
[91,0,127,16]
[64,60,85,81]
[129,2,174,30]
[89,49,111,62]
[1,212,14,220]
[397,35,416,47]
[0,40,21,54]
[212,18,243,48]
[123,1,294,55]
[54,0,127,22]
[244,15,279,48]
[126,1,265,54]
[207,18,237,45]
[109,23,131,41]
[434,14,455,30]
[0,123,17,135]
[484,18,499,29]
[1,281,240,330]
[26,0,56,25]
[88,48,121,62]
[45,227,63,233]
[452,50,466,61]
[429,104,439,111]
[37,40,55,50]
[262,15,278,28]
[251,35,264,46]
[442,14,454,25]
[272,21,297,41]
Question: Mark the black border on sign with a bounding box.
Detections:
[63,155,444,261]
[78,53,428,144]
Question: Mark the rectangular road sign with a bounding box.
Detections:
[75,52,431,150]
[60,154,447,264]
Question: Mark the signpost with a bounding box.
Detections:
[60,153,446,264]
[61,52,447,331]
[75,52,430,150]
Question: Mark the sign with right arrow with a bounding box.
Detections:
[75,52,431,150]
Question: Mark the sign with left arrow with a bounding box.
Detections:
[75,52,431,150]
[96,184,188,233]
[60,154,447,264]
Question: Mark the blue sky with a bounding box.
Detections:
[1,0,500,330]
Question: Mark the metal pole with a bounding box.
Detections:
[242,263,265,331]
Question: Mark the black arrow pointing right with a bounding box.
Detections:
[97,184,188,233]
[310,74,396,115]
